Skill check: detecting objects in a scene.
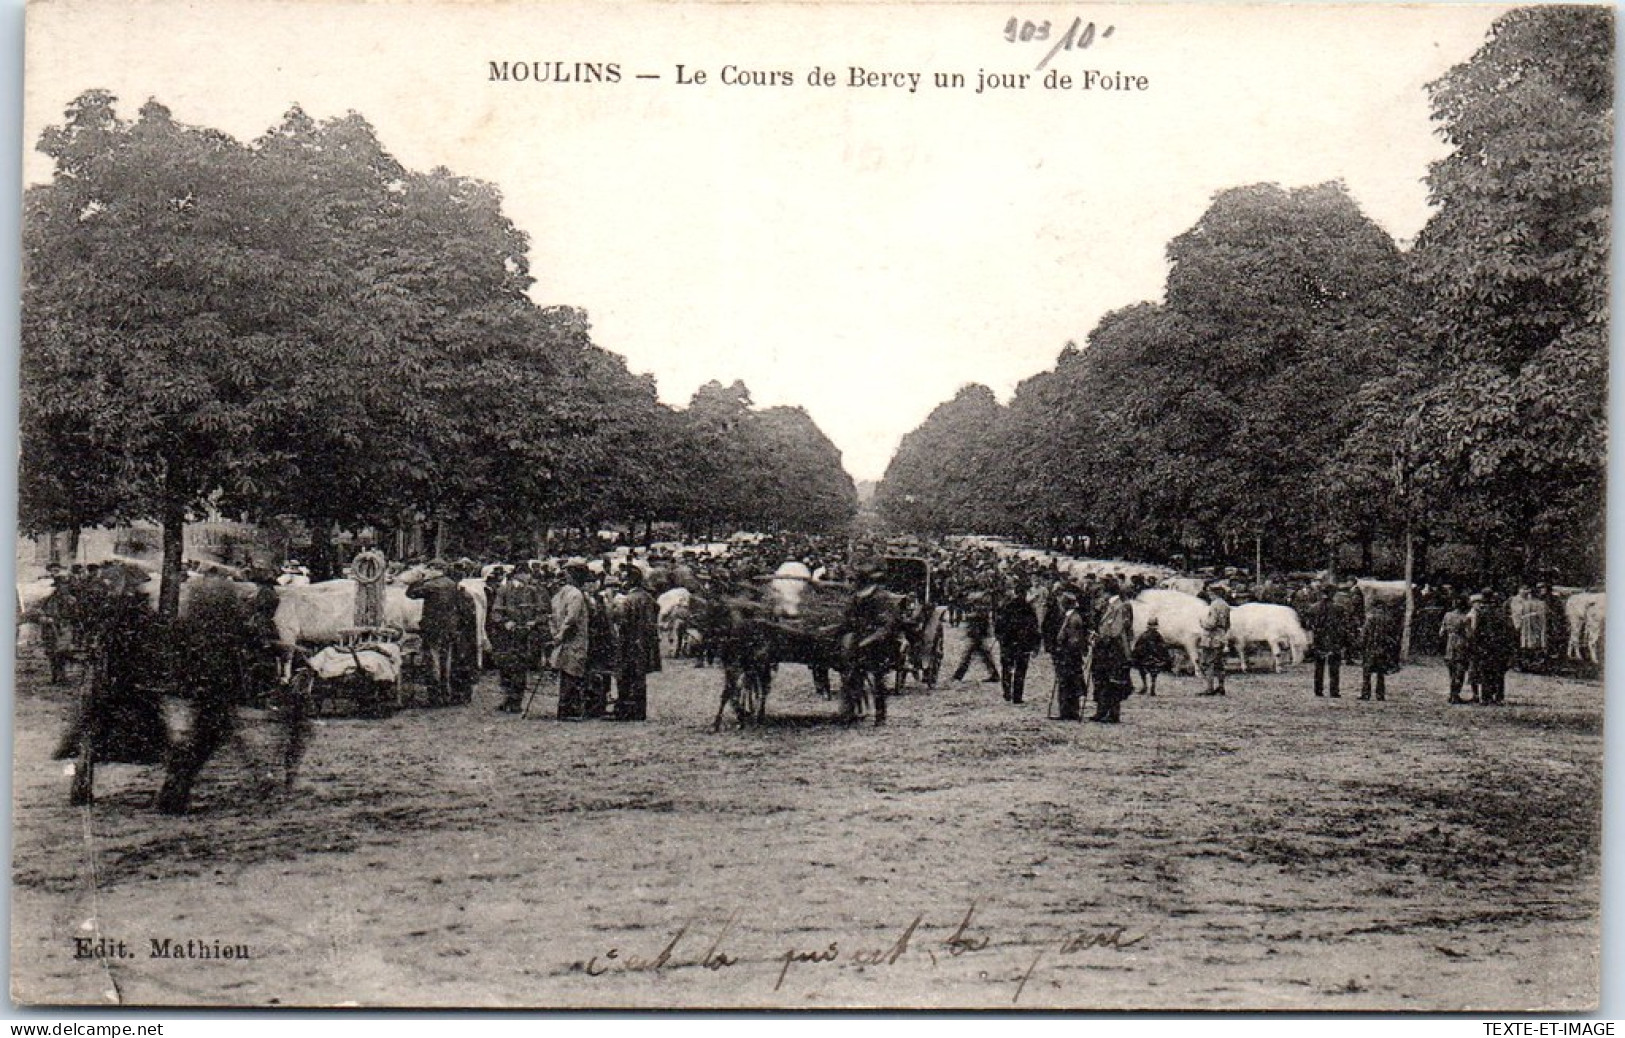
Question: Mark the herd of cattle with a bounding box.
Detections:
[957,537,1607,671]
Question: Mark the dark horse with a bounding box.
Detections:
[689,593,848,730]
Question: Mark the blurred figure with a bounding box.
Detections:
[1359,604,1398,701]
[1440,595,1474,704]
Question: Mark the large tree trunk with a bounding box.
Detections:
[159,499,186,619]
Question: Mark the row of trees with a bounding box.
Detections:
[21,93,856,611]
[877,6,1609,586]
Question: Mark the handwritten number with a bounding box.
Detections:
[1034,17,1112,72]
[1006,18,1051,44]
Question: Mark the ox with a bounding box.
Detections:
[1357,579,1410,613]
[1227,603,1310,672]
[657,586,693,657]
[272,576,490,673]
[1130,589,1209,675]
[1565,592,1606,664]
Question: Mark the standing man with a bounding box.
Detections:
[1359,604,1397,701]
[950,592,1001,685]
[1303,584,1348,699]
[613,567,661,721]
[1090,579,1134,723]
[550,561,592,720]
[994,580,1041,704]
[1197,586,1231,696]
[1471,589,1517,705]
[491,565,545,713]
[406,561,478,706]
[1440,595,1474,704]
[1052,592,1087,721]
[584,571,619,718]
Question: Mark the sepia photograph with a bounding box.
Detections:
[8,0,1609,1011]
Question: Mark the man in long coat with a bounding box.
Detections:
[1090,580,1134,722]
[1470,590,1517,705]
[613,567,661,721]
[1052,592,1087,721]
[1303,584,1349,699]
[407,562,477,705]
[551,562,592,720]
[491,566,546,713]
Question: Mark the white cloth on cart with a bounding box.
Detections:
[307,642,403,684]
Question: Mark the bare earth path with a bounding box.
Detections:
[10,627,1602,1009]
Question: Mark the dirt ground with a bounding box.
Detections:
[9,627,1603,1010]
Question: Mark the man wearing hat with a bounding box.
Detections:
[843,561,902,725]
[407,560,477,705]
[551,560,592,720]
[1303,584,1349,699]
[491,565,546,713]
[994,578,1041,704]
[1196,585,1231,696]
[613,567,661,721]
[1052,591,1087,720]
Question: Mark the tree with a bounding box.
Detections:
[877,384,1011,535]
[24,94,346,611]
[1407,5,1611,581]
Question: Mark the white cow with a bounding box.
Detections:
[657,587,693,655]
[1228,603,1310,672]
[1565,592,1606,663]
[1130,589,1209,675]
[1357,579,1410,612]
[769,561,815,618]
[1158,576,1208,597]
[273,577,490,660]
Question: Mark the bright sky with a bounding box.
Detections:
[23,1,1510,481]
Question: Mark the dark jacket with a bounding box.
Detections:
[615,587,662,676]
[994,597,1041,653]
[1304,595,1351,655]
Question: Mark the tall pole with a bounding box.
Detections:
[1254,533,1263,588]
[1400,518,1416,663]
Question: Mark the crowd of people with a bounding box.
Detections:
[20,531,1587,812]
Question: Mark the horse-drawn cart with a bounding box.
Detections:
[879,555,947,691]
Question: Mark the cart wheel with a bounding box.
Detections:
[924,628,944,689]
